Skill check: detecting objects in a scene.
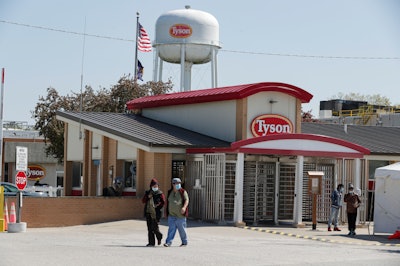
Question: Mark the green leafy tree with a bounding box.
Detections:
[32,76,173,162]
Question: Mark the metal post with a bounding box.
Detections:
[16,191,23,223]
[312,193,317,230]
[134,12,140,81]
[0,68,4,182]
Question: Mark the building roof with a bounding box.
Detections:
[302,123,400,155]
[56,111,230,149]
[56,111,400,156]
[126,82,313,110]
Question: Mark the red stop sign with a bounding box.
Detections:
[15,171,27,190]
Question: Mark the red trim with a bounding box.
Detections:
[186,147,234,154]
[122,191,136,196]
[237,148,365,158]
[71,188,82,196]
[368,180,375,191]
[126,82,313,109]
[187,133,370,158]
[231,134,370,154]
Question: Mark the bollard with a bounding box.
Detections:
[0,186,4,232]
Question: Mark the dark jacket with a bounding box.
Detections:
[142,189,165,221]
[344,192,361,214]
[331,189,343,208]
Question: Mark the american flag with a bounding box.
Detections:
[137,23,152,52]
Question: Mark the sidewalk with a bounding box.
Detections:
[240,222,400,247]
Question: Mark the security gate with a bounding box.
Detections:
[186,154,226,222]
[302,163,335,222]
[243,161,276,225]
[278,164,296,221]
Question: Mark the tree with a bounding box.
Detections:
[32,76,173,163]
[301,109,318,122]
[330,92,391,106]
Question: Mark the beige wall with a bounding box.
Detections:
[143,100,237,142]
[6,197,143,228]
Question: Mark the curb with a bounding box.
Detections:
[240,226,400,247]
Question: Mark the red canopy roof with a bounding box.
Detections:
[126,82,313,110]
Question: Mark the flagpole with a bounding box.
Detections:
[134,12,139,82]
[0,68,4,181]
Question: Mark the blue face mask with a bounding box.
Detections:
[175,184,181,190]
[152,187,158,192]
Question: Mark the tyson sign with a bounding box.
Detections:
[169,24,192,38]
[251,114,293,137]
[27,165,46,180]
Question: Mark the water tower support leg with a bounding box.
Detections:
[153,49,159,81]
[180,44,186,91]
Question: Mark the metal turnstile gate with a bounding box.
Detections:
[243,161,276,225]
[278,164,296,221]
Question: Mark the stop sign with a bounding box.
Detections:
[15,171,27,190]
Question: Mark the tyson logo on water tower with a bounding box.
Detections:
[169,24,192,38]
[251,114,293,137]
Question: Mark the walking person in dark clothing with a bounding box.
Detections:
[344,183,361,236]
[142,178,165,246]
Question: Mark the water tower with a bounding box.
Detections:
[153,6,221,91]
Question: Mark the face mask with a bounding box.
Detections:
[152,187,158,192]
[340,188,344,193]
[349,190,354,194]
[175,184,181,190]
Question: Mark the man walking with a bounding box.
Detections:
[328,183,344,231]
[164,178,189,247]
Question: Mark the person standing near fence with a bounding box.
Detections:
[344,183,361,236]
[328,183,344,232]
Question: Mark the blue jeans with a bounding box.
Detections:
[165,216,187,245]
[328,206,340,228]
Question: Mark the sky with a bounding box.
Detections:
[0,0,399,125]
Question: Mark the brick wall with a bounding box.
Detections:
[5,196,144,228]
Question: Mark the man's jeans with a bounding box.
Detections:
[165,215,188,245]
[328,206,340,228]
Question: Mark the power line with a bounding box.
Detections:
[1,19,400,60]
[0,19,134,42]
[222,49,400,60]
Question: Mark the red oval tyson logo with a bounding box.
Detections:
[169,24,192,38]
[27,165,46,180]
[251,114,293,137]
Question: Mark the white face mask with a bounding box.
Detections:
[152,187,158,192]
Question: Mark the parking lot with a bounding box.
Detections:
[1,219,399,266]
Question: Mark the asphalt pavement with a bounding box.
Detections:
[1,219,399,266]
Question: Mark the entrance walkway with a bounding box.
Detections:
[241,222,400,247]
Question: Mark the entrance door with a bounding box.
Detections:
[243,161,276,225]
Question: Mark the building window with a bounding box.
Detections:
[124,161,136,190]
[72,162,82,187]
[172,160,185,184]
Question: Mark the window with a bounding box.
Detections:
[124,161,136,190]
